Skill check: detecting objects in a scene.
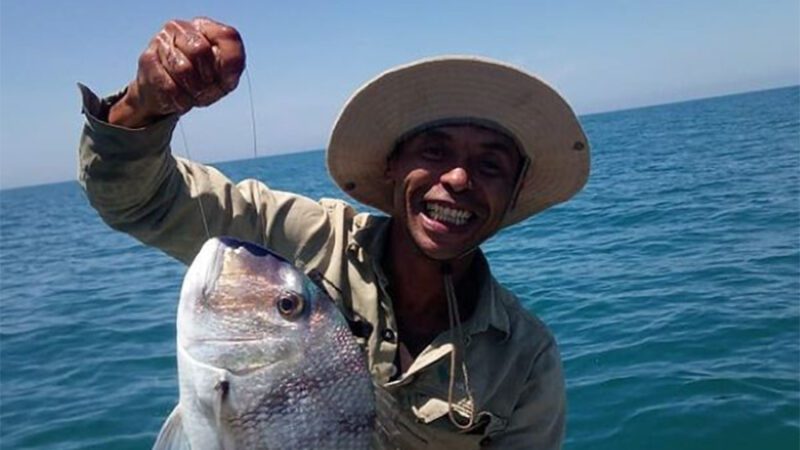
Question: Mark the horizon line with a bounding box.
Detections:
[2,83,797,193]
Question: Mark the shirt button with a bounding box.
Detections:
[382,328,396,343]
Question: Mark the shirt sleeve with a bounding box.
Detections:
[77,84,334,266]
[486,337,566,450]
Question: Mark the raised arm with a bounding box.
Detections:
[109,17,244,128]
[78,18,333,266]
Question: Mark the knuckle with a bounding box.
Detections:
[155,31,171,47]
[222,78,240,93]
[163,19,181,31]
[171,61,194,80]
[173,19,192,29]
[224,54,246,72]
[161,22,175,36]
[184,38,211,58]
[225,27,242,42]
[192,16,217,29]
[138,49,158,67]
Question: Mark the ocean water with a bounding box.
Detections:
[1,86,798,449]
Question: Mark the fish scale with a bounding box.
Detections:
[154,237,375,450]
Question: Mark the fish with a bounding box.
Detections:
[154,236,375,450]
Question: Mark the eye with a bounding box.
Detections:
[420,146,445,160]
[478,159,503,177]
[276,293,305,320]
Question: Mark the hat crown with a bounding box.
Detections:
[327,55,590,228]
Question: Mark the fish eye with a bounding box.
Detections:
[276,293,305,320]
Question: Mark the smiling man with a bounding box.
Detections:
[387,125,523,259]
[78,18,589,449]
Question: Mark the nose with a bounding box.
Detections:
[440,166,471,192]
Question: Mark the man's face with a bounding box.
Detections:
[386,125,523,260]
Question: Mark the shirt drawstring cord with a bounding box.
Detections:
[442,263,476,430]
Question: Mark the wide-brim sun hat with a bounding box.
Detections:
[326,55,590,228]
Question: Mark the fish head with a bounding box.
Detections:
[178,236,335,364]
[173,237,374,449]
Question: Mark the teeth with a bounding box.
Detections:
[425,203,473,226]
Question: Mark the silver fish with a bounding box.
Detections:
[154,237,375,450]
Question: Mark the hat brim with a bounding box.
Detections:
[327,55,590,228]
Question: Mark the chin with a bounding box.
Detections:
[409,227,480,261]
[417,245,460,261]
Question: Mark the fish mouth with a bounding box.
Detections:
[180,333,275,348]
[181,238,226,310]
[177,341,283,376]
[187,336,266,343]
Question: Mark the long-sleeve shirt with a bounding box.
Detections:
[78,84,566,449]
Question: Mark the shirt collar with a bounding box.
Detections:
[352,214,511,339]
[352,213,392,264]
[460,252,511,339]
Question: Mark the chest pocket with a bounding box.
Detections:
[375,381,508,450]
[410,391,508,446]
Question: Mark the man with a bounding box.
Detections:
[78,17,589,449]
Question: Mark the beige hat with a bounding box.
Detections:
[327,55,590,228]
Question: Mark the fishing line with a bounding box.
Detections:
[176,66,260,241]
[244,67,258,158]
[177,120,212,240]
[242,65,266,227]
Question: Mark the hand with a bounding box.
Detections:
[109,17,245,128]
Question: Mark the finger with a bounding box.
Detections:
[170,20,215,86]
[193,81,225,107]
[169,20,225,106]
[157,24,207,101]
[193,17,246,93]
[140,43,194,114]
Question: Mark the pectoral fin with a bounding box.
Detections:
[153,405,191,450]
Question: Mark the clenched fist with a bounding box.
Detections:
[109,17,245,128]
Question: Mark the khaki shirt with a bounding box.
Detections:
[78,85,566,449]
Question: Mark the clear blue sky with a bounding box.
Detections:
[1,0,797,189]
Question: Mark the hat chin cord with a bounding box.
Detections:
[441,262,476,430]
[398,154,530,430]
[436,158,529,430]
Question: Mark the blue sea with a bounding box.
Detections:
[1,86,798,449]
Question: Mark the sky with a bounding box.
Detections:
[0,0,798,190]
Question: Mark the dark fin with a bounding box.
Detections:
[153,405,191,450]
[217,236,292,263]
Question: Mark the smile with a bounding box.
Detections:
[424,202,473,226]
